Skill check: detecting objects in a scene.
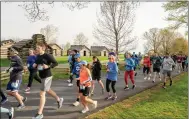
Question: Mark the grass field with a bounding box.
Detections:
[0,55,125,67]
[86,73,188,119]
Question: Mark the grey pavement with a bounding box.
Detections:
[0,68,182,119]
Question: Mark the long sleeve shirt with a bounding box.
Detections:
[27,55,37,70]
[72,61,82,78]
[35,53,58,78]
[106,62,118,81]
[125,58,135,71]
[162,57,175,71]
[9,55,23,82]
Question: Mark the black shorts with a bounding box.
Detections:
[79,86,90,96]
[143,67,150,74]
[92,76,101,81]
[153,68,160,73]
[76,80,80,87]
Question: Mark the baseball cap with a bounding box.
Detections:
[80,60,88,66]
[74,53,80,58]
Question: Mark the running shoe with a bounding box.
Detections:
[57,97,64,109]
[17,104,25,110]
[132,85,136,89]
[152,80,155,83]
[1,98,8,105]
[25,87,30,92]
[8,107,14,119]
[73,101,80,106]
[68,83,73,87]
[112,96,117,100]
[32,114,44,119]
[105,95,112,100]
[81,107,89,113]
[92,101,98,109]
[162,86,166,89]
[124,87,129,90]
[67,79,71,83]
[148,77,151,80]
[144,77,147,80]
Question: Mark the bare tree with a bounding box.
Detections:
[64,42,71,51]
[93,2,138,55]
[159,28,176,54]
[40,24,58,44]
[18,1,89,22]
[73,32,88,45]
[143,28,162,53]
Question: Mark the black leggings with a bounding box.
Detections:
[27,69,41,87]
[0,89,7,100]
[106,79,116,93]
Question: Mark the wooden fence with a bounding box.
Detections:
[0,63,125,81]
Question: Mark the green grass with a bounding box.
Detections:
[0,55,125,67]
[87,73,188,119]
[0,58,10,67]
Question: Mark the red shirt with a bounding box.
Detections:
[143,57,151,67]
[177,56,183,63]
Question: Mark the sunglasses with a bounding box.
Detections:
[108,58,113,59]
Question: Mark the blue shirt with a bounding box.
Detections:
[106,62,118,81]
[72,61,82,78]
[132,56,139,67]
[125,58,135,71]
[27,55,37,69]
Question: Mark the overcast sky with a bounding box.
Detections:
[1,2,186,53]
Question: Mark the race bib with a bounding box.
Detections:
[37,65,43,71]
[80,85,85,90]
[27,64,30,67]
[11,82,18,88]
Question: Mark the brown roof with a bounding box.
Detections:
[12,39,32,49]
[48,43,63,50]
[91,46,110,52]
[70,45,91,51]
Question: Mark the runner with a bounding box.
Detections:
[72,53,82,106]
[186,56,188,71]
[138,52,142,70]
[6,48,27,110]
[132,54,139,76]
[24,49,41,93]
[142,54,151,80]
[79,60,97,113]
[149,53,154,78]
[1,107,14,119]
[152,53,162,83]
[0,89,8,105]
[90,56,105,96]
[162,53,175,89]
[124,53,136,90]
[182,54,187,71]
[176,52,183,73]
[32,43,63,119]
[105,55,118,100]
[68,50,78,87]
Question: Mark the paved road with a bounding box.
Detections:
[1,68,182,119]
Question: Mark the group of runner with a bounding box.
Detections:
[0,45,188,119]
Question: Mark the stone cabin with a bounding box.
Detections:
[69,45,91,56]
[91,46,110,56]
[48,43,63,56]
